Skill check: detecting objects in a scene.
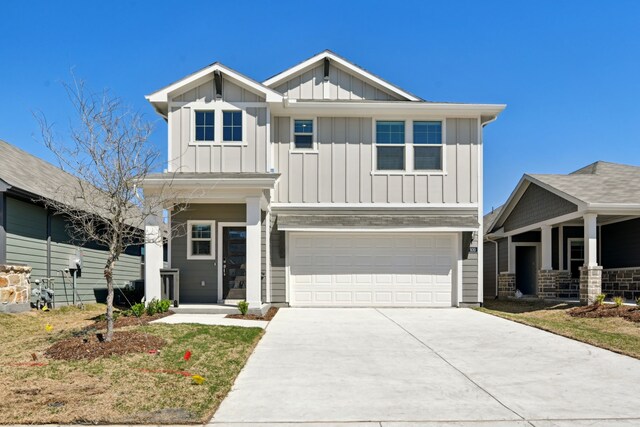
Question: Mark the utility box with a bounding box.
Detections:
[68,248,83,277]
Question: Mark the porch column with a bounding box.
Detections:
[541,225,552,270]
[245,197,262,308]
[144,217,163,302]
[580,213,602,304]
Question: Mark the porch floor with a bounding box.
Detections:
[172,303,270,315]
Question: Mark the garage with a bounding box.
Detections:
[288,232,457,307]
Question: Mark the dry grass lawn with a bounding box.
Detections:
[0,304,263,424]
[477,299,640,359]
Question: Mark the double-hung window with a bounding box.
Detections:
[293,119,314,149]
[223,111,242,142]
[195,111,215,142]
[376,121,405,170]
[413,121,442,170]
[188,221,215,260]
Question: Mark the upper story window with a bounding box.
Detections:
[413,121,442,170]
[376,121,405,170]
[187,220,215,260]
[223,111,242,142]
[195,111,215,142]
[293,119,314,149]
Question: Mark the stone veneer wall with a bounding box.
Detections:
[602,267,640,301]
[0,264,32,313]
[536,270,579,299]
[498,273,516,298]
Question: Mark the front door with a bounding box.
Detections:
[516,246,537,295]
[222,227,247,300]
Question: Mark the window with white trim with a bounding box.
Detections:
[293,119,314,149]
[376,121,405,170]
[194,111,214,142]
[223,111,242,142]
[413,121,442,170]
[188,221,215,260]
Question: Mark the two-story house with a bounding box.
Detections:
[142,51,505,311]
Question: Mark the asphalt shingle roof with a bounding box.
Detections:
[528,161,640,205]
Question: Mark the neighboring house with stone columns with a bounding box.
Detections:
[142,50,505,311]
[484,161,640,304]
[0,140,143,312]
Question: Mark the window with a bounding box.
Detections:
[413,121,442,170]
[568,239,584,278]
[376,121,405,170]
[293,119,314,149]
[195,111,214,142]
[223,111,242,142]
[188,221,215,260]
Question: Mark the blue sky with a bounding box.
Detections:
[2,0,640,213]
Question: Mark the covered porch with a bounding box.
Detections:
[142,172,279,313]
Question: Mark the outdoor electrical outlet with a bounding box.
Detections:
[201,280,205,287]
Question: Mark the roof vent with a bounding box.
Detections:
[323,58,330,81]
[213,70,223,99]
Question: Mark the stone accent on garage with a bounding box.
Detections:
[580,266,602,305]
[0,264,32,313]
[601,267,640,301]
[498,273,515,298]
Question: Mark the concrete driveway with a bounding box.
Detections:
[211,308,640,426]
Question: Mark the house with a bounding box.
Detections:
[142,50,505,310]
[484,161,640,304]
[0,140,143,311]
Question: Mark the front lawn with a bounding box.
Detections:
[477,299,640,359]
[0,304,263,424]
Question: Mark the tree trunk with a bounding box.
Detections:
[104,257,116,342]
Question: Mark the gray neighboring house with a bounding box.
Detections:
[142,50,506,309]
[0,140,143,311]
[484,161,640,304]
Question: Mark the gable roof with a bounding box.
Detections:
[488,161,640,235]
[0,139,82,203]
[262,50,422,102]
[146,62,283,118]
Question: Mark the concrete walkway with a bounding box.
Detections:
[210,308,640,426]
[152,313,268,329]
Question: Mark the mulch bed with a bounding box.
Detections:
[90,310,174,330]
[226,306,278,321]
[568,303,640,322]
[46,331,166,361]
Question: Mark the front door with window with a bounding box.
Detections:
[222,227,247,300]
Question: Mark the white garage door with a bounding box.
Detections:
[289,232,456,307]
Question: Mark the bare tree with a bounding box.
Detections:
[35,78,181,341]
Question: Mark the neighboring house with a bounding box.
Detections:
[143,50,505,309]
[0,140,143,310]
[484,161,640,304]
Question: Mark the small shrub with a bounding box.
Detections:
[146,298,159,316]
[613,296,624,307]
[637,297,640,307]
[158,299,171,313]
[130,302,145,317]
[237,300,249,316]
[594,293,606,306]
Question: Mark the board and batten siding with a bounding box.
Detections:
[274,63,402,101]
[269,215,286,303]
[168,77,269,174]
[171,204,245,304]
[462,235,479,303]
[272,117,479,204]
[5,197,142,305]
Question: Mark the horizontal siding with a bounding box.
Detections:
[462,235,478,302]
[498,238,509,273]
[5,197,141,305]
[171,204,246,304]
[602,218,640,268]
[483,241,497,299]
[273,117,479,205]
[270,215,286,303]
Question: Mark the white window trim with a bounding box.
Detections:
[289,117,318,153]
[188,102,248,146]
[187,220,216,260]
[371,117,448,176]
[567,238,585,275]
